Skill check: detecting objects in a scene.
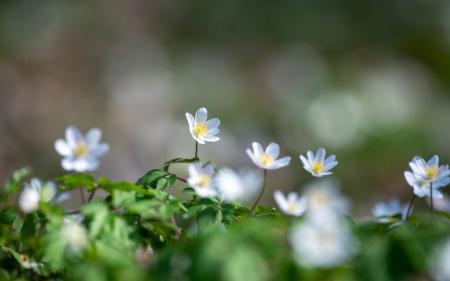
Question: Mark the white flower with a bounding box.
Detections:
[215,168,262,204]
[300,148,338,177]
[274,190,307,216]
[434,195,450,213]
[404,155,450,198]
[303,180,349,218]
[186,107,220,144]
[187,162,218,198]
[289,215,356,268]
[430,238,450,281]
[18,188,39,213]
[372,198,408,222]
[18,178,67,213]
[55,126,109,172]
[61,222,88,251]
[246,142,291,170]
[18,255,42,269]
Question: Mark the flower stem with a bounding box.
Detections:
[430,182,434,214]
[194,141,199,159]
[251,169,267,214]
[87,188,97,202]
[405,194,416,220]
[79,188,85,204]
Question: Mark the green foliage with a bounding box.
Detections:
[0,167,449,281]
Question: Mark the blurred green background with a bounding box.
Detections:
[1,0,449,217]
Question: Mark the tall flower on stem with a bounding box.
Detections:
[55,127,109,172]
[246,142,291,213]
[404,155,450,217]
[186,107,220,159]
[55,126,109,204]
[300,148,338,177]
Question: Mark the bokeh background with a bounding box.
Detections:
[1,0,450,217]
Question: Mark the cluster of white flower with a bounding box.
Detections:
[18,178,69,213]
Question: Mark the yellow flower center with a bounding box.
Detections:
[287,202,298,212]
[197,175,211,188]
[309,191,329,209]
[259,154,274,166]
[193,122,209,137]
[74,142,89,158]
[424,166,439,180]
[311,161,325,174]
[20,255,29,263]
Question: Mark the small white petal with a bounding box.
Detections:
[65,126,83,147]
[186,113,195,128]
[265,143,280,159]
[55,139,72,157]
[206,118,220,129]
[91,144,109,157]
[195,107,208,122]
[85,128,102,146]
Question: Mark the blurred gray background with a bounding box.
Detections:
[1,0,450,215]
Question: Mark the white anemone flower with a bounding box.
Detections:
[187,162,218,198]
[372,198,408,222]
[18,178,68,213]
[430,238,450,281]
[18,188,39,214]
[303,180,349,218]
[55,126,109,172]
[404,156,450,198]
[274,190,307,216]
[246,142,291,170]
[300,148,338,177]
[186,107,220,144]
[61,222,88,251]
[215,168,262,204]
[289,215,356,268]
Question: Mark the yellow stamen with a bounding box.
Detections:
[424,166,439,180]
[197,175,211,188]
[259,154,274,166]
[193,122,209,137]
[74,142,88,158]
[287,202,298,212]
[20,255,29,263]
[309,191,329,209]
[311,161,325,174]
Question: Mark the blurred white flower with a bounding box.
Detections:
[404,155,450,198]
[61,222,88,251]
[187,162,218,198]
[246,142,291,170]
[300,148,338,177]
[18,188,39,214]
[274,190,307,216]
[289,215,356,268]
[55,126,109,172]
[304,180,349,218]
[18,254,42,269]
[18,178,68,213]
[431,238,450,281]
[186,107,220,144]
[215,168,262,204]
[372,198,408,222]
[434,195,450,213]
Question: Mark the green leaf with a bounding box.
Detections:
[56,173,95,191]
[162,157,198,172]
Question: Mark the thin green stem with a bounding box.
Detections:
[430,182,433,214]
[194,141,199,159]
[251,169,268,214]
[79,188,85,204]
[405,194,416,220]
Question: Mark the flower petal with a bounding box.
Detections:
[91,144,109,157]
[66,126,83,147]
[207,118,220,129]
[269,156,291,170]
[265,143,280,159]
[55,139,72,156]
[186,113,195,128]
[85,128,102,146]
[195,107,208,122]
[315,148,326,162]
